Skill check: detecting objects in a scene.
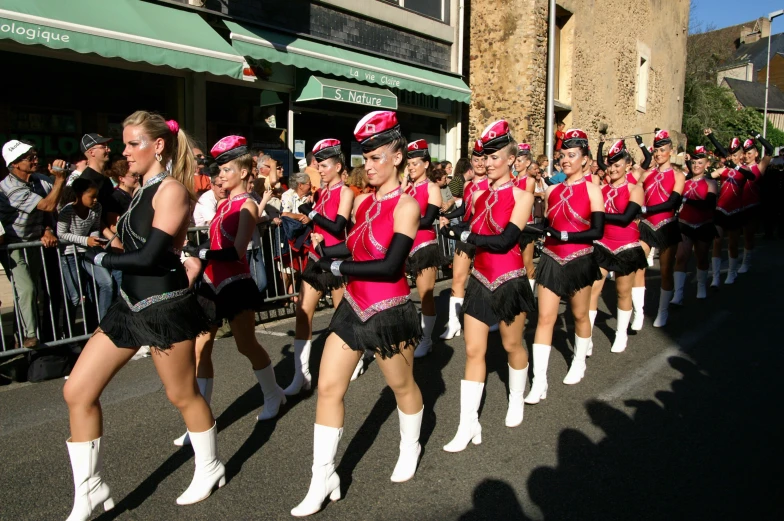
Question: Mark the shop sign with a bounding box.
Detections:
[348,67,401,89]
[0,20,71,44]
[324,86,397,110]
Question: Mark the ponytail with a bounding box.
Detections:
[173,129,196,198]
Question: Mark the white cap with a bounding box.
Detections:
[2,140,33,166]
[298,158,307,171]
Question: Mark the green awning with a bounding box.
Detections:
[226,21,470,103]
[0,0,248,79]
[297,76,398,109]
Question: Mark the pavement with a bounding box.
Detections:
[1,239,783,521]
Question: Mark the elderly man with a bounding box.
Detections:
[193,168,227,227]
[0,140,67,348]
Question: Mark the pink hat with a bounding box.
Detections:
[743,138,756,151]
[472,139,484,157]
[480,119,513,153]
[607,139,628,164]
[354,111,402,152]
[312,138,342,162]
[562,128,589,149]
[517,143,531,156]
[211,135,248,165]
[407,139,430,159]
[653,129,672,148]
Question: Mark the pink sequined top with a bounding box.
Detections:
[470,181,525,290]
[462,176,489,223]
[310,181,347,260]
[597,181,640,254]
[513,176,535,223]
[679,177,713,228]
[642,168,677,230]
[543,178,594,265]
[404,179,437,256]
[343,188,410,322]
[742,163,762,209]
[626,173,639,185]
[204,193,251,293]
[716,167,752,216]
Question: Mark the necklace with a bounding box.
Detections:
[117,170,170,248]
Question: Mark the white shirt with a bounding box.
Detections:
[193,190,219,227]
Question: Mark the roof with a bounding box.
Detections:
[725,33,784,72]
[723,78,784,112]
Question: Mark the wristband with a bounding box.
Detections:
[330,260,343,277]
[641,206,647,214]
[308,210,318,220]
[198,249,208,260]
[560,231,568,242]
[93,252,107,267]
[460,231,471,242]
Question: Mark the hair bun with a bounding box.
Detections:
[166,119,180,134]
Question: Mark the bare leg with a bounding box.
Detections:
[615,272,634,311]
[416,267,437,316]
[694,240,710,270]
[330,286,345,308]
[523,243,536,280]
[569,286,593,339]
[230,310,271,370]
[195,327,219,379]
[500,312,528,370]
[674,237,693,272]
[590,269,607,311]
[295,281,322,341]
[314,333,363,427]
[659,246,676,291]
[451,251,471,298]
[463,314,490,382]
[375,344,423,415]
[534,285,561,346]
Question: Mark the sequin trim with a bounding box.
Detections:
[471,268,526,291]
[642,215,675,230]
[409,239,438,257]
[678,218,712,228]
[597,241,643,255]
[542,246,594,266]
[716,206,744,216]
[344,291,410,323]
[203,272,251,294]
[121,288,190,312]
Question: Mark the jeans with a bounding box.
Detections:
[7,247,43,339]
[60,253,114,321]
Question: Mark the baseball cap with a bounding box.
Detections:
[2,140,33,165]
[80,133,112,153]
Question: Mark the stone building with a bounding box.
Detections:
[465,0,690,158]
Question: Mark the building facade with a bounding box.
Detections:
[465,0,690,158]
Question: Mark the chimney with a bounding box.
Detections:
[759,16,771,38]
[741,25,759,44]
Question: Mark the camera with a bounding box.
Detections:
[51,162,75,174]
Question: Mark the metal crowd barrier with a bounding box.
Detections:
[0,222,453,359]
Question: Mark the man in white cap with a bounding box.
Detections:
[0,140,68,348]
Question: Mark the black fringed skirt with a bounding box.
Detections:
[406,243,448,278]
[300,259,346,294]
[640,220,682,250]
[537,252,602,298]
[198,277,264,324]
[593,243,649,276]
[679,222,717,244]
[463,274,536,327]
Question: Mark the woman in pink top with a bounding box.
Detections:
[439,140,489,339]
[739,131,774,274]
[404,139,447,358]
[291,111,424,517]
[513,143,539,292]
[439,120,535,451]
[526,129,605,403]
[638,130,685,328]
[589,139,647,354]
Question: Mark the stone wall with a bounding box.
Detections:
[466,0,690,159]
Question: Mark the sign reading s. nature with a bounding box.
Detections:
[324,84,397,110]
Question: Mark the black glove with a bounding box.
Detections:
[84,246,104,266]
[605,202,642,226]
[708,133,728,158]
[597,141,608,172]
[316,257,333,272]
[545,212,605,243]
[440,225,463,240]
[464,222,523,253]
[182,243,203,258]
[298,202,314,215]
[419,204,440,230]
[634,135,644,147]
[636,135,652,169]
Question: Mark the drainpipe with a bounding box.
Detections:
[545,0,556,175]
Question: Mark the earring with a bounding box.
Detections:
[155,153,163,163]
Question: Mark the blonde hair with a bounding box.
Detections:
[123,111,195,197]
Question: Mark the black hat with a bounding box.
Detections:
[80,133,112,153]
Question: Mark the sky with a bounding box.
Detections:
[691,0,784,35]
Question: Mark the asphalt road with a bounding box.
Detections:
[1,240,783,521]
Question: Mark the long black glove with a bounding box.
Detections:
[643,192,682,215]
[684,192,717,211]
[317,241,351,259]
[724,161,756,181]
[316,233,414,279]
[182,243,241,262]
[419,204,440,230]
[750,130,774,155]
[545,212,605,244]
[708,133,728,158]
[684,159,693,179]
[85,228,176,274]
[597,142,608,172]
[604,202,641,226]
[441,222,523,253]
[442,203,466,220]
[523,220,547,235]
[298,202,350,237]
[635,135,652,169]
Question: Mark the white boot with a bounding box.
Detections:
[631,287,646,331]
[587,310,597,357]
[738,249,751,274]
[696,269,708,299]
[390,407,423,482]
[176,422,226,505]
[414,315,436,358]
[291,424,342,517]
[255,364,287,420]
[711,257,721,287]
[653,289,673,327]
[505,364,528,427]
[524,344,551,404]
[443,380,484,452]
[65,438,115,521]
[528,278,536,294]
[439,297,463,339]
[284,340,312,396]
[671,271,686,305]
[725,257,739,284]
[174,378,214,446]
[647,247,656,267]
[611,309,632,353]
[350,355,365,381]
[563,335,590,385]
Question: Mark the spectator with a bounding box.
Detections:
[255,153,280,190]
[449,157,472,198]
[0,140,68,348]
[306,151,318,170]
[193,167,227,227]
[281,172,312,219]
[555,121,565,151]
[430,168,455,213]
[303,166,321,192]
[537,154,549,173]
[192,146,212,197]
[57,178,114,323]
[66,155,89,186]
[109,159,138,215]
[346,165,372,196]
[591,159,602,177]
[78,133,121,235]
[440,160,453,177]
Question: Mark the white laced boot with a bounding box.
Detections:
[390,407,423,482]
[738,249,752,274]
[587,310,597,357]
[174,378,213,446]
[284,340,312,396]
[414,315,436,358]
[524,344,551,404]
[65,437,114,521]
[439,297,463,339]
[291,424,342,517]
[631,287,646,331]
[563,335,590,385]
[696,269,708,299]
[671,271,686,305]
[711,257,722,287]
[176,422,226,505]
[653,289,673,327]
[350,355,365,381]
[255,364,287,420]
[505,364,528,427]
[647,247,656,266]
[725,257,739,284]
[611,309,633,353]
[528,278,536,297]
[443,380,484,452]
